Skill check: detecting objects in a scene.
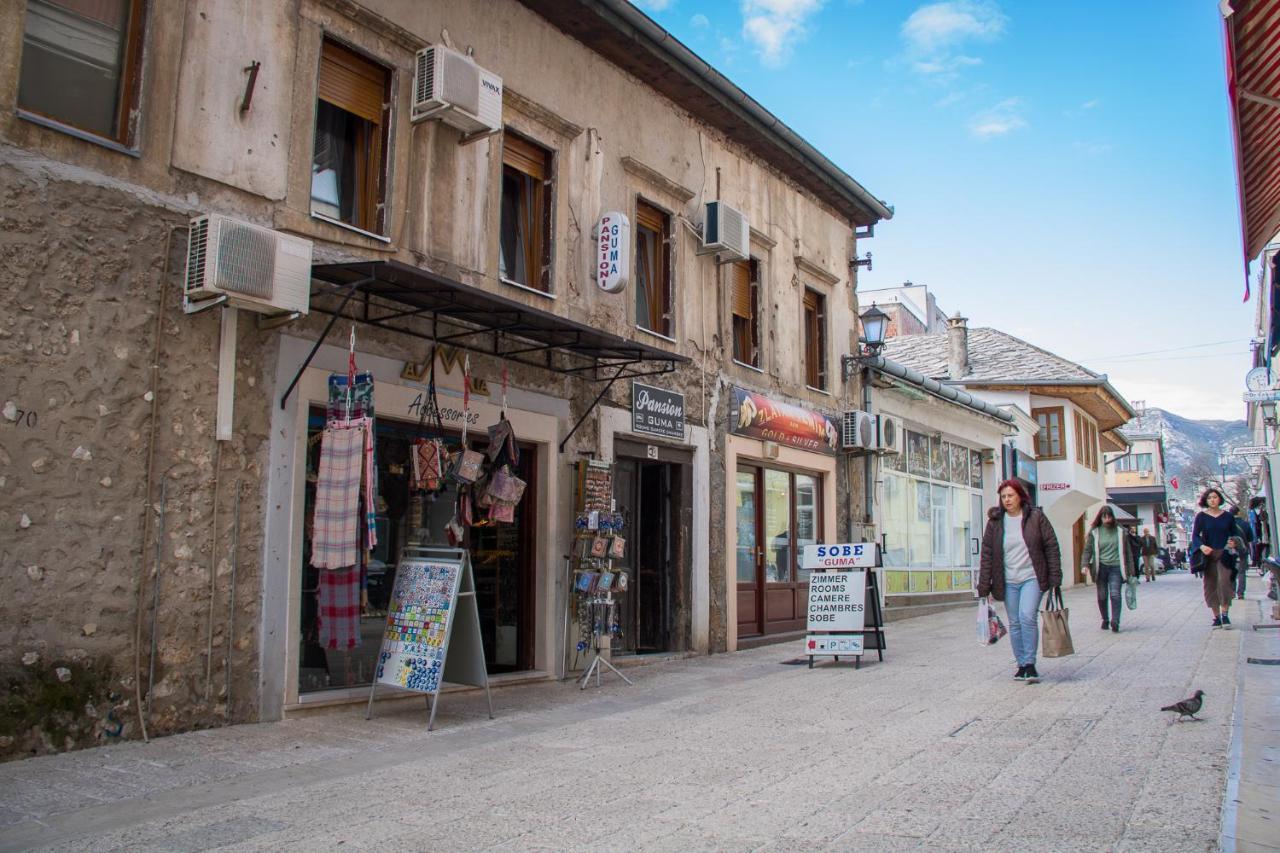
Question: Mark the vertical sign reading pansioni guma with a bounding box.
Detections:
[631,382,685,439]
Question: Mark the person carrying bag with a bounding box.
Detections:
[977,479,1063,684]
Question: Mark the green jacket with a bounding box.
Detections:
[1082,524,1135,579]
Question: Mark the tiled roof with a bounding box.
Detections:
[879,327,1102,383]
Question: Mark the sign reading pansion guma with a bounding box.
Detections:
[632,382,685,439]
[729,386,839,454]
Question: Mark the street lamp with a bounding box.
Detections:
[858,303,889,355]
[1218,454,1229,489]
[839,303,892,541]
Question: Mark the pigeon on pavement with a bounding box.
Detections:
[1161,690,1205,720]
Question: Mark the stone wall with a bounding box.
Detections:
[0,163,272,758]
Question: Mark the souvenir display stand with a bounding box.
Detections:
[365,547,493,730]
[566,460,633,690]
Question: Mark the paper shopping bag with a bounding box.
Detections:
[1040,586,1074,658]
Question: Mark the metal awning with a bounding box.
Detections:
[281,261,689,449]
[1106,486,1169,506]
[1223,0,1280,290]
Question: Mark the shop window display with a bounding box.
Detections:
[299,410,534,694]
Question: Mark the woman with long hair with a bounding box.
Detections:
[1191,488,1237,628]
[978,479,1063,683]
[1081,505,1135,632]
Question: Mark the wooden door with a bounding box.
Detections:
[735,467,763,637]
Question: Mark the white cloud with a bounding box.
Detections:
[691,13,710,27]
[969,97,1026,138]
[741,0,825,67]
[1081,98,1100,109]
[899,1,1005,84]
[901,1,1007,53]
[912,54,982,76]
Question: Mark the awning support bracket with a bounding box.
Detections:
[559,364,627,454]
[278,275,370,410]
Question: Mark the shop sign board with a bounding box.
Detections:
[805,570,867,633]
[729,386,839,455]
[1041,482,1070,491]
[1243,390,1280,402]
[1231,445,1271,457]
[593,212,630,293]
[632,382,685,439]
[802,543,876,570]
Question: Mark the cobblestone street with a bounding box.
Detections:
[0,573,1271,852]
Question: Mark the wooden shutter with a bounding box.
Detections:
[731,260,753,319]
[636,199,666,233]
[503,133,549,179]
[319,40,387,124]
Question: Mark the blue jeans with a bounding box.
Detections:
[1004,577,1042,666]
[1096,564,1123,626]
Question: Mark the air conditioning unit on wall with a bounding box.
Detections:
[412,45,503,134]
[698,201,749,261]
[184,214,312,315]
[877,414,902,454]
[842,410,877,451]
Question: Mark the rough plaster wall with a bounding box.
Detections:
[0,166,271,755]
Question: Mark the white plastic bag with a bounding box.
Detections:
[977,597,991,646]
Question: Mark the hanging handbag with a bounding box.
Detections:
[1124,576,1139,610]
[486,465,527,504]
[1040,586,1074,658]
[448,355,485,484]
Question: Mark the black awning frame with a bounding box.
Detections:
[279,262,689,424]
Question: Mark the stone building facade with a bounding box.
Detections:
[0,0,889,756]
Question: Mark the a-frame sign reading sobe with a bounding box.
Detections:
[801,543,887,669]
[365,547,493,730]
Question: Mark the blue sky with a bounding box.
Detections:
[634,0,1256,420]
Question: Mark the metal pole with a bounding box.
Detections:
[146,482,167,722]
[224,485,240,717]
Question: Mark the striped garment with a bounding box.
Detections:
[312,421,371,568]
[317,565,362,650]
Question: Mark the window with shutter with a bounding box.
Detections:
[311,38,390,234]
[803,289,826,389]
[18,0,148,145]
[732,259,760,367]
[499,131,554,293]
[634,199,672,336]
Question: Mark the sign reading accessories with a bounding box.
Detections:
[632,382,685,439]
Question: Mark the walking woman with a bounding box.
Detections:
[1081,505,1134,633]
[1191,488,1237,628]
[979,479,1063,683]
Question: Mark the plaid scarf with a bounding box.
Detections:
[312,420,377,568]
[317,566,361,650]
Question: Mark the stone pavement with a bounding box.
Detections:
[0,572,1257,852]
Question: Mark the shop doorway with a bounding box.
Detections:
[736,464,821,637]
[1072,513,1086,584]
[612,443,690,654]
[298,411,536,695]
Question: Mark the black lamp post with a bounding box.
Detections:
[839,303,892,541]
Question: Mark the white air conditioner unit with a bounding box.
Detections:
[412,45,502,134]
[184,215,312,315]
[842,410,877,451]
[698,200,749,261]
[876,414,902,454]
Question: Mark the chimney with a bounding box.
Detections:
[947,313,969,379]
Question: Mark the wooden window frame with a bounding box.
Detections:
[803,288,827,390]
[500,130,555,294]
[17,0,148,149]
[634,198,672,337]
[313,37,391,235]
[1032,406,1066,461]
[731,258,761,369]
[1087,422,1098,470]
